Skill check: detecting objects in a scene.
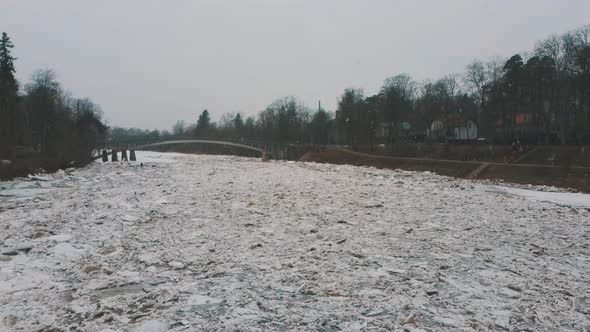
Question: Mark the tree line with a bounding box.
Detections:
[0,32,107,163]
[118,25,588,146]
[110,97,334,145]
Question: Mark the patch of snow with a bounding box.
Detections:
[53,243,85,258]
[133,150,180,164]
[119,214,139,222]
[167,261,185,269]
[132,320,168,332]
[137,253,160,265]
[187,294,222,307]
[116,271,140,278]
[27,174,52,181]
[154,198,168,205]
[45,234,73,243]
[492,185,590,208]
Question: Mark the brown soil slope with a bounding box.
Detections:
[300,148,590,193]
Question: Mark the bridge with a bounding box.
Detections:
[135,139,264,153]
[136,139,270,160]
[95,138,314,161]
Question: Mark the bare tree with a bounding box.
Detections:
[172,120,185,136]
[219,112,236,129]
[441,74,460,98]
[486,56,505,86]
[382,74,416,101]
[464,60,488,107]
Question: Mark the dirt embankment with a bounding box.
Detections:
[300,148,477,177]
[354,144,590,166]
[300,148,590,193]
[0,157,94,181]
[0,159,63,181]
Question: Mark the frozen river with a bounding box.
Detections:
[1,152,589,331]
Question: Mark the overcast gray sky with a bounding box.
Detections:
[3,0,589,130]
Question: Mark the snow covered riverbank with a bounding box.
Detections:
[1,152,589,331]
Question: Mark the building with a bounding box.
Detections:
[426,114,479,142]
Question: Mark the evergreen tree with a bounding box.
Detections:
[0,32,18,155]
[0,32,18,96]
[233,113,244,130]
[244,116,256,138]
[337,88,365,145]
[233,113,244,137]
[309,108,332,144]
[196,109,211,135]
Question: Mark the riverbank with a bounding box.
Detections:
[0,157,94,181]
[6,143,590,194]
[0,159,61,181]
[141,143,590,192]
[300,148,590,193]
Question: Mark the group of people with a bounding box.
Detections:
[512,139,524,154]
